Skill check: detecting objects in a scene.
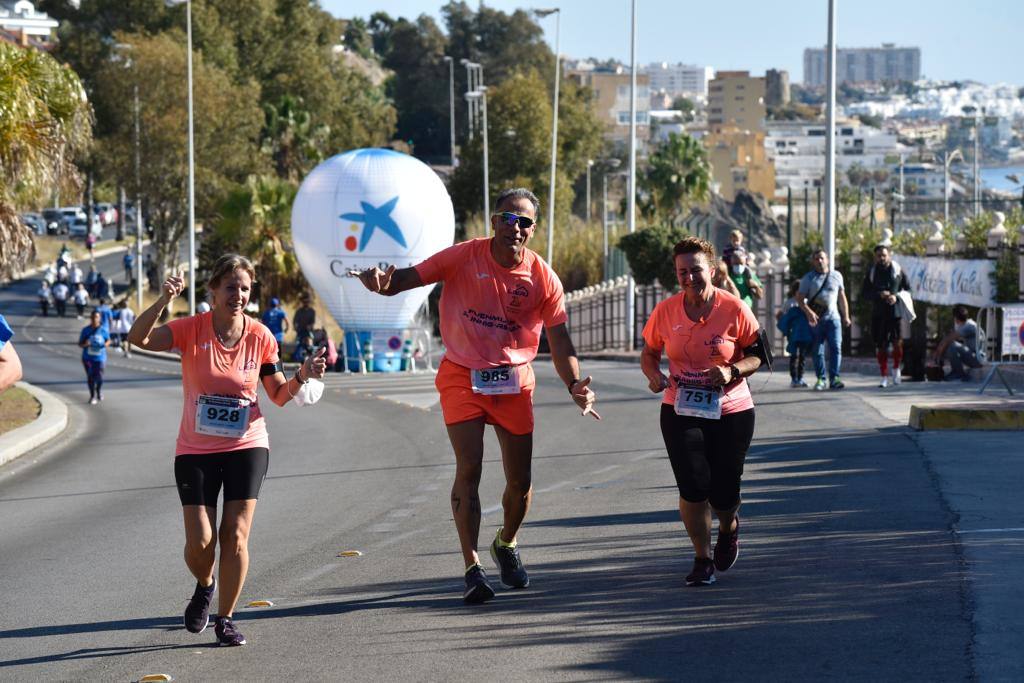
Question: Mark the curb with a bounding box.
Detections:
[0,381,69,467]
[909,405,1024,431]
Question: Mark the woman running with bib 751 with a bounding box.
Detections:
[128,254,327,646]
[640,237,769,587]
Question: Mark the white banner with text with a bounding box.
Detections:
[1001,304,1024,356]
[893,254,995,308]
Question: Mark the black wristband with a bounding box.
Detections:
[294,370,308,385]
[567,378,580,394]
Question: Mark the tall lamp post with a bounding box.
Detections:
[823,0,837,261]
[943,148,964,226]
[534,7,560,266]
[586,159,594,224]
[114,42,145,312]
[626,0,637,350]
[443,56,456,168]
[185,0,196,314]
[466,88,490,236]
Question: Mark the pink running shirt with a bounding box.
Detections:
[642,289,760,415]
[166,312,279,455]
[414,238,567,370]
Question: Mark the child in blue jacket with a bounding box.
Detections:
[776,280,813,387]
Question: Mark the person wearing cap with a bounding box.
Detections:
[292,292,316,360]
[726,248,763,310]
[261,297,289,356]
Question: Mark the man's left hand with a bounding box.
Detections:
[570,376,601,420]
[302,346,328,380]
[842,316,852,327]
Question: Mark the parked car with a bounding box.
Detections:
[42,208,69,235]
[20,212,45,235]
[68,216,103,238]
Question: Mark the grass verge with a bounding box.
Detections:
[0,387,41,437]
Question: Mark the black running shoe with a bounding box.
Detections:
[214,616,246,646]
[463,564,496,604]
[685,557,716,586]
[489,537,530,589]
[713,516,740,572]
[183,579,215,634]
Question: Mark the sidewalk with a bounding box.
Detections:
[0,381,68,468]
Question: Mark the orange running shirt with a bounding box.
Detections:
[642,289,760,414]
[414,238,567,369]
[166,312,279,455]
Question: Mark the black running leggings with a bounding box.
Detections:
[659,404,755,510]
[174,448,270,506]
[82,359,104,397]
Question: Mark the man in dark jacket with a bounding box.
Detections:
[861,244,909,388]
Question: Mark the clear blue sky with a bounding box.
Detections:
[321,0,1021,85]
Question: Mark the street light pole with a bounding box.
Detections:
[823,0,837,261]
[973,113,981,219]
[586,159,594,224]
[944,149,963,226]
[467,89,490,236]
[626,0,637,350]
[535,8,561,266]
[602,172,608,279]
[185,0,196,315]
[443,56,456,167]
[134,84,143,312]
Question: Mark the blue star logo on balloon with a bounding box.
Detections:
[291,148,455,371]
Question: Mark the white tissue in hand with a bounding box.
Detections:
[292,378,324,407]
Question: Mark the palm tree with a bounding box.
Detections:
[213,175,305,302]
[0,43,92,279]
[639,132,710,225]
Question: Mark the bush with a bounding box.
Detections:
[617,224,689,291]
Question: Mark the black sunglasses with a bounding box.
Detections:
[494,211,536,230]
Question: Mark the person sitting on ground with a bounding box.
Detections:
[934,305,985,381]
[0,313,23,393]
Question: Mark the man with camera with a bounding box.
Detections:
[798,249,851,391]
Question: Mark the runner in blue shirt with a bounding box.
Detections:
[95,298,114,331]
[260,297,289,356]
[79,310,110,404]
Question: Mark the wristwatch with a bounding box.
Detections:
[728,365,741,384]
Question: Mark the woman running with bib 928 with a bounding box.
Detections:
[640,237,768,587]
[128,255,327,646]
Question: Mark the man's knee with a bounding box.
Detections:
[505,473,533,498]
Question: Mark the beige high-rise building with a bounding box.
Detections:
[704,126,775,201]
[707,71,766,133]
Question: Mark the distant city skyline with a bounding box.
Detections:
[322,0,1022,86]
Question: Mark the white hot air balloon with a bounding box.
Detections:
[292,149,455,361]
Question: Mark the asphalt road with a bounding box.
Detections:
[0,253,978,681]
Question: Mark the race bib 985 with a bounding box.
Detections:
[471,366,520,395]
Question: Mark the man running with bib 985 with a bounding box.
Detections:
[352,187,600,604]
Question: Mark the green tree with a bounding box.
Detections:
[261,95,329,183]
[638,132,710,224]
[671,96,695,122]
[617,224,689,291]
[93,31,263,282]
[212,174,304,301]
[0,43,92,278]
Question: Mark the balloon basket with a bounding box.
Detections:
[344,330,406,373]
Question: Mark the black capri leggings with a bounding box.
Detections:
[659,404,755,510]
[174,447,270,506]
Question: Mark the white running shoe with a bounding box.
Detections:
[879,377,889,388]
[892,369,901,385]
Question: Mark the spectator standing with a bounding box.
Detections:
[721,229,744,264]
[935,305,985,381]
[0,313,23,392]
[726,248,764,310]
[862,245,910,388]
[85,231,97,261]
[260,297,289,356]
[776,280,813,387]
[292,292,316,360]
[52,280,70,317]
[123,251,135,283]
[798,249,851,391]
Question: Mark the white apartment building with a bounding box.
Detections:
[643,62,714,98]
[765,120,906,196]
[894,162,949,199]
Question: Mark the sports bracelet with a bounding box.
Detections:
[567,378,580,394]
